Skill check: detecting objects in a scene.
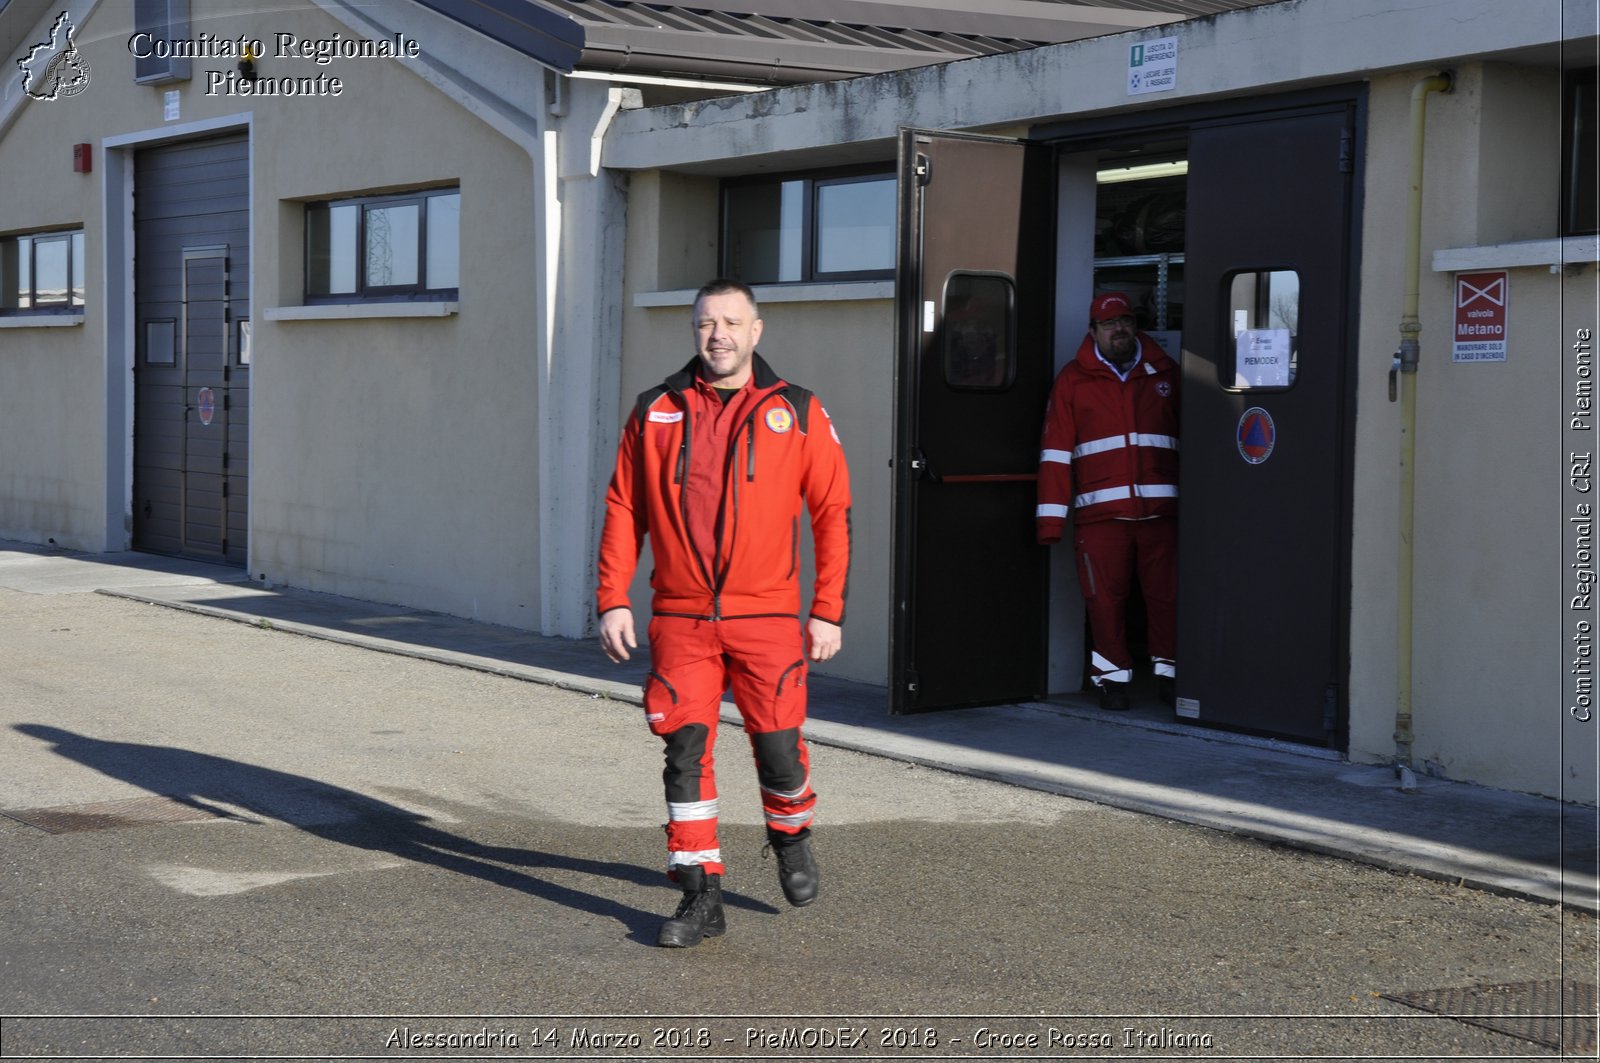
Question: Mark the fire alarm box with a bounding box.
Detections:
[73,143,91,173]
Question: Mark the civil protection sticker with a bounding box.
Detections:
[197,388,216,426]
[1236,406,1275,464]
[765,407,794,434]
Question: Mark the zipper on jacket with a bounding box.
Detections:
[746,420,756,481]
[676,401,720,598]
[787,517,798,579]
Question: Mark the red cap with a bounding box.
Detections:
[1090,292,1134,323]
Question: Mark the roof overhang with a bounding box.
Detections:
[407,0,1275,87]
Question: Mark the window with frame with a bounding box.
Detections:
[305,187,460,302]
[1,229,86,312]
[721,166,895,284]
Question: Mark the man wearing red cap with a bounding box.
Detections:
[1036,292,1179,710]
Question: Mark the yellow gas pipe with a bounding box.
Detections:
[1393,72,1453,783]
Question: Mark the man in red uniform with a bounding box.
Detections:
[596,278,852,948]
[1037,292,1179,711]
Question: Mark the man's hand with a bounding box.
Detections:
[599,607,637,663]
[806,617,842,662]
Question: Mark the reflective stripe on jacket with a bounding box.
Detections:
[1036,332,1180,542]
[597,353,853,624]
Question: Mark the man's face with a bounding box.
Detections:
[1092,314,1137,362]
[693,291,763,387]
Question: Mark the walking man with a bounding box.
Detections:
[1036,292,1179,711]
[597,278,853,947]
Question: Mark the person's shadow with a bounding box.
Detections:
[13,724,777,943]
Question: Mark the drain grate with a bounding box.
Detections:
[0,794,228,834]
[1382,979,1597,1052]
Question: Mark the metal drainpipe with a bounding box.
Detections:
[1391,72,1453,786]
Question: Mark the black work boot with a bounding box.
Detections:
[764,826,819,907]
[656,865,725,948]
[1098,680,1130,711]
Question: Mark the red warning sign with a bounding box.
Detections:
[1452,271,1507,363]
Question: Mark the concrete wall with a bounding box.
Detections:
[0,1,110,550]
[0,0,551,628]
[615,172,895,685]
[245,6,542,626]
[1347,64,1583,800]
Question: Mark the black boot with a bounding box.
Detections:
[657,865,725,948]
[764,827,819,907]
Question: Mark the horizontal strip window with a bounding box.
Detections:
[305,187,459,303]
[721,165,894,285]
[1,229,86,313]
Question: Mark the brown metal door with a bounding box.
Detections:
[890,129,1056,713]
[1176,101,1359,743]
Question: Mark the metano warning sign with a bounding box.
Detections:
[1453,270,1508,363]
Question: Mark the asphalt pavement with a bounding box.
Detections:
[0,539,1594,914]
[2,539,1598,1059]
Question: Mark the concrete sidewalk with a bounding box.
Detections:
[2,539,1595,913]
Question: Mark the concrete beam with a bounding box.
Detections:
[602,0,1591,174]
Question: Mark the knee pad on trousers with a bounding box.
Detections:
[749,727,807,795]
[662,723,711,804]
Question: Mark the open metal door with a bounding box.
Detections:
[1176,100,1359,743]
[890,129,1056,713]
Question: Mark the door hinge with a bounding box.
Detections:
[913,153,931,186]
[1338,128,1354,173]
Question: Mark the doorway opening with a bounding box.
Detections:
[1043,140,1190,723]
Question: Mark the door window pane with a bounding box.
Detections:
[364,203,419,288]
[943,272,1015,390]
[816,176,894,274]
[146,319,176,365]
[1228,269,1299,389]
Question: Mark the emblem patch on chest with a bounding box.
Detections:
[765,408,794,433]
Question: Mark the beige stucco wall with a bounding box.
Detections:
[615,172,895,686]
[1349,64,1587,800]
[0,0,544,626]
[0,17,110,550]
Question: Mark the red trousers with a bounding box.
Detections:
[1073,517,1177,686]
[643,615,816,878]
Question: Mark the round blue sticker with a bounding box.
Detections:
[1237,407,1275,465]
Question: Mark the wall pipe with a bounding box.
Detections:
[1392,71,1453,785]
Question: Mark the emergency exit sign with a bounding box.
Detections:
[1452,271,1508,362]
[1127,37,1177,95]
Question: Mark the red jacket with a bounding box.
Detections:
[597,354,853,624]
[1036,332,1180,543]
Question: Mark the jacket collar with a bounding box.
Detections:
[666,351,785,395]
[1074,331,1175,377]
